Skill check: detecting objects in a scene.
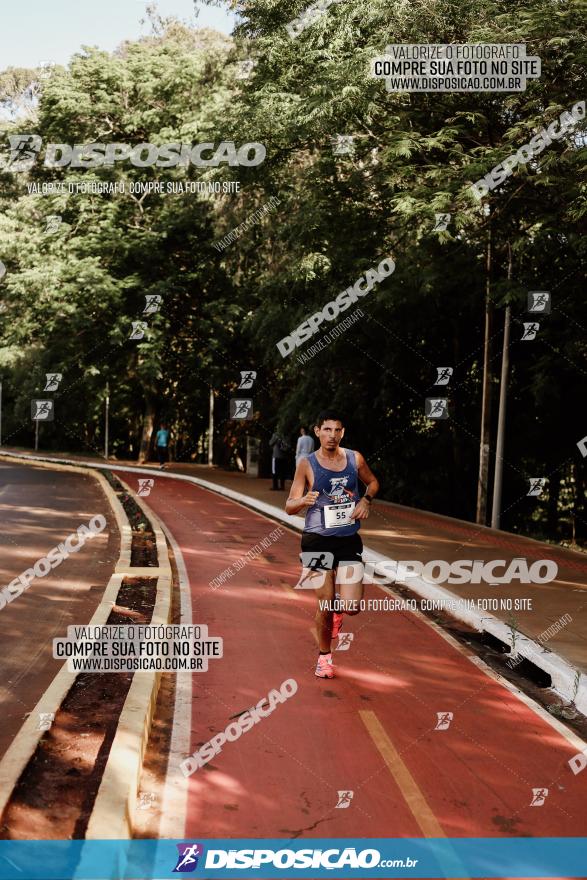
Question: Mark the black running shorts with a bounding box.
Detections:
[300,531,363,570]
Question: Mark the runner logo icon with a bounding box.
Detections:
[300,551,334,571]
[38,712,54,731]
[143,294,162,315]
[44,214,62,234]
[238,370,257,389]
[137,478,154,497]
[425,397,449,419]
[44,373,62,391]
[521,321,539,340]
[129,321,148,340]
[173,843,205,872]
[433,212,451,231]
[530,788,548,806]
[31,400,54,421]
[434,367,453,385]
[335,790,354,808]
[528,291,551,313]
[0,134,42,171]
[528,478,546,497]
[336,632,354,651]
[435,711,453,730]
[230,398,253,419]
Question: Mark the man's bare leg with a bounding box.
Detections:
[330,561,364,644]
[314,570,336,652]
[337,562,364,617]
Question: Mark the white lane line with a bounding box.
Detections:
[157,518,193,840]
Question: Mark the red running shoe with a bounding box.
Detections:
[315,653,335,678]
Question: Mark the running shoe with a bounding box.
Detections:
[315,653,334,679]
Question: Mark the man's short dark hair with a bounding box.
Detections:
[315,410,344,428]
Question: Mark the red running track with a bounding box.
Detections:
[120,473,587,843]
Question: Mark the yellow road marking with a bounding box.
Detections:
[359,709,446,838]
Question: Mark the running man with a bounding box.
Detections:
[285,411,379,678]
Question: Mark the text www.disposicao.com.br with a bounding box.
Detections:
[70,657,201,671]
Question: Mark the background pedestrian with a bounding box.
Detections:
[295,426,314,466]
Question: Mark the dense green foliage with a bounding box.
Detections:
[0,0,585,542]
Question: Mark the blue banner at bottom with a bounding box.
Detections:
[1,838,587,879]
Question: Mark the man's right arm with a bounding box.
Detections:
[285,459,319,515]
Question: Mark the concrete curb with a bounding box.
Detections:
[0,455,174,842]
[0,458,128,823]
[1,451,585,716]
[84,477,172,840]
[361,547,587,715]
[157,520,193,841]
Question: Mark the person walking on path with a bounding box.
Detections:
[269,431,288,490]
[155,422,170,469]
[295,427,314,467]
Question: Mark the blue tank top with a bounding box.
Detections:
[304,449,361,536]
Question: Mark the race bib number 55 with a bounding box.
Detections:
[323,502,355,529]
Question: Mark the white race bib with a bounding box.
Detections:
[323,502,355,529]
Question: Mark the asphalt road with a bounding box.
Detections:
[0,462,118,760]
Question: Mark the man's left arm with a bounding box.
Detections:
[351,451,380,520]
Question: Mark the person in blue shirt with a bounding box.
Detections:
[155,423,170,469]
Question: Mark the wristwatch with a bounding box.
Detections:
[363,493,373,504]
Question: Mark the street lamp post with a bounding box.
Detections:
[491,304,511,530]
[104,382,110,459]
[208,387,214,466]
[491,244,513,531]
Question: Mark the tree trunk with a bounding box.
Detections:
[546,474,560,539]
[573,462,585,545]
[138,398,156,463]
[450,319,465,517]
